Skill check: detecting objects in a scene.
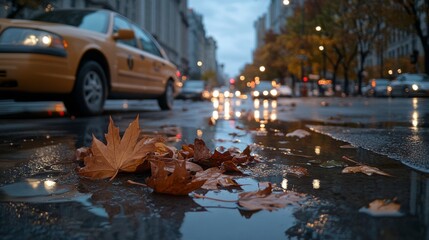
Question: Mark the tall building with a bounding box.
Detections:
[254,14,267,49]
[187,8,224,86]
[187,8,206,79]
[254,0,297,49]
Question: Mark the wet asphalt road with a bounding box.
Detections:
[0,96,428,240]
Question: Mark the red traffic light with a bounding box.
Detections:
[303,76,309,82]
[229,78,235,84]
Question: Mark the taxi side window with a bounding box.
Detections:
[132,25,163,58]
[113,16,137,48]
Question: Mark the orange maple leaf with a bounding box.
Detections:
[78,116,156,180]
[146,160,206,195]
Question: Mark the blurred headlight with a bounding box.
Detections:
[234,90,241,97]
[0,28,65,49]
[387,86,392,92]
[253,91,260,97]
[263,90,269,96]
[224,91,231,98]
[212,90,220,98]
[412,84,419,91]
[270,89,278,96]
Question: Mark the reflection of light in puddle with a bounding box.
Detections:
[271,100,277,108]
[254,110,260,122]
[212,99,219,109]
[314,146,321,155]
[1,179,69,198]
[412,98,418,109]
[412,111,419,129]
[122,100,129,109]
[254,99,260,108]
[312,179,320,189]
[224,101,231,120]
[263,109,269,120]
[28,180,41,189]
[197,129,203,138]
[212,110,219,120]
[44,180,56,190]
[306,214,329,232]
[270,111,277,121]
[263,100,269,109]
[281,178,288,190]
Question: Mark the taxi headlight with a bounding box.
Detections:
[412,84,419,91]
[263,90,269,96]
[0,28,65,49]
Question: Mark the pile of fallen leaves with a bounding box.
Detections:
[76,116,256,196]
[75,116,398,214]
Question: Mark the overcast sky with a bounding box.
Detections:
[188,0,270,78]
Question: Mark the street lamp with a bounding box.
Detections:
[197,61,203,67]
[259,66,266,72]
[283,0,290,5]
[319,45,326,79]
[315,25,322,32]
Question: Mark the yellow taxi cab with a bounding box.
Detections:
[0,9,181,116]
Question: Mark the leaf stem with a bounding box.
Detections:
[109,170,119,181]
[342,156,362,165]
[193,193,237,203]
[127,180,148,187]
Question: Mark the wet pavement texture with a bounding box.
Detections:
[0,97,428,240]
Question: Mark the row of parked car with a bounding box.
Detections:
[364,73,429,97]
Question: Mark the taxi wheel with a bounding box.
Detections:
[158,80,174,110]
[64,61,106,116]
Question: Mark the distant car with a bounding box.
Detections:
[211,86,232,99]
[387,73,429,97]
[177,80,207,100]
[278,85,293,97]
[0,9,181,116]
[364,78,390,97]
[251,81,278,99]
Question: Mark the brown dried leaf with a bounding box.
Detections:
[75,147,90,160]
[195,167,240,190]
[180,144,194,159]
[285,129,310,138]
[284,166,309,178]
[221,161,243,173]
[163,160,203,173]
[193,138,212,163]
[191,139,254,168]
[238,183,302,211]
[342,165,392,177]
[78,116,156,180]
[146,160,206,195]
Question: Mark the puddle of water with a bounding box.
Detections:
[0,179,69,199]
[0,98,427,239]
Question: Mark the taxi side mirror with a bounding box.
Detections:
[113,29,135,40]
